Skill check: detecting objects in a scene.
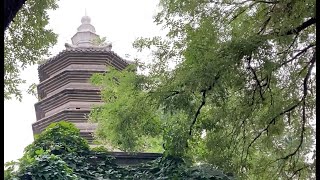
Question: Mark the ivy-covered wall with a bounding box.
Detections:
[4,121,234,179]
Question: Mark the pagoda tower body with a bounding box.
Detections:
[33,15,130,143]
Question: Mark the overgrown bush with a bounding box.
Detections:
[4,121,234,179]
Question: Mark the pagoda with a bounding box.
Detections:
[32,15,130,143]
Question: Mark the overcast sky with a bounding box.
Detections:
[4,0,162,164]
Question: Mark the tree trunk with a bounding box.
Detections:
[4,0,27,33]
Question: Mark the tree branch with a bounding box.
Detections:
[278,43,315,67]
[284,17,316,36]
[247,56,266,101]
[189,75,220,136]
[276,33,300,55]
[229,2,258,23]
[164,90,182,99]
[246,101,302,158]
[276,51,315,161]
[269,17,316,36]
[256,0,279,4]
[289,165,309,179]
[258,16,271,35]
[247,52,315,164]
[189,89,207,136]
[210,0,279,5]
[257,3,278,35]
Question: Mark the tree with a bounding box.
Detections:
[91,36,108,46]
[4,0,59,101]
[89,0,316,179]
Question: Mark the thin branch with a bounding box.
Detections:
[228,123,243,155]
[254,0,279,4]
[297,58,314,77]
[251,53,315,168]
[240,119,247,165]
[273,161,286,179]
[247,56,265,101]
[250,85,257,105]
[266,75,273,106]
[258,16,271,35]
[229,2,258,23]
[284,17,316,36]
[289,165,309,179]
[164,90,182,99]
[303,52,315,97]
[276,52,315,161]
[209,0,251,5]
[210,0,279,5]
[276,33,300,55]
[269,17,316,36]
[189,74,220,136]
[245,100,302,159]
[278,43,315,67]
[189,89,207,136]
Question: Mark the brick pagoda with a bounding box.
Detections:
[32,15,131,143]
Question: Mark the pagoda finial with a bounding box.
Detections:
[68,13,112,50]
[85,8,87,16]
[69,13,99,48]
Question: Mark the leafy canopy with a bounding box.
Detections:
[89,0,316,179]
[4,0,59,101]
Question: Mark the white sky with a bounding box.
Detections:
[4,0,163,164]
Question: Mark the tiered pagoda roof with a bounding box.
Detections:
[33,14,131,143]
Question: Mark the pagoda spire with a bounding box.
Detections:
[69,12,98,47]
[65,13,112,50]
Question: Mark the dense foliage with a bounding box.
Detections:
[89,0,316,179]
[4,0,59,101]
[4,121,232,180]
